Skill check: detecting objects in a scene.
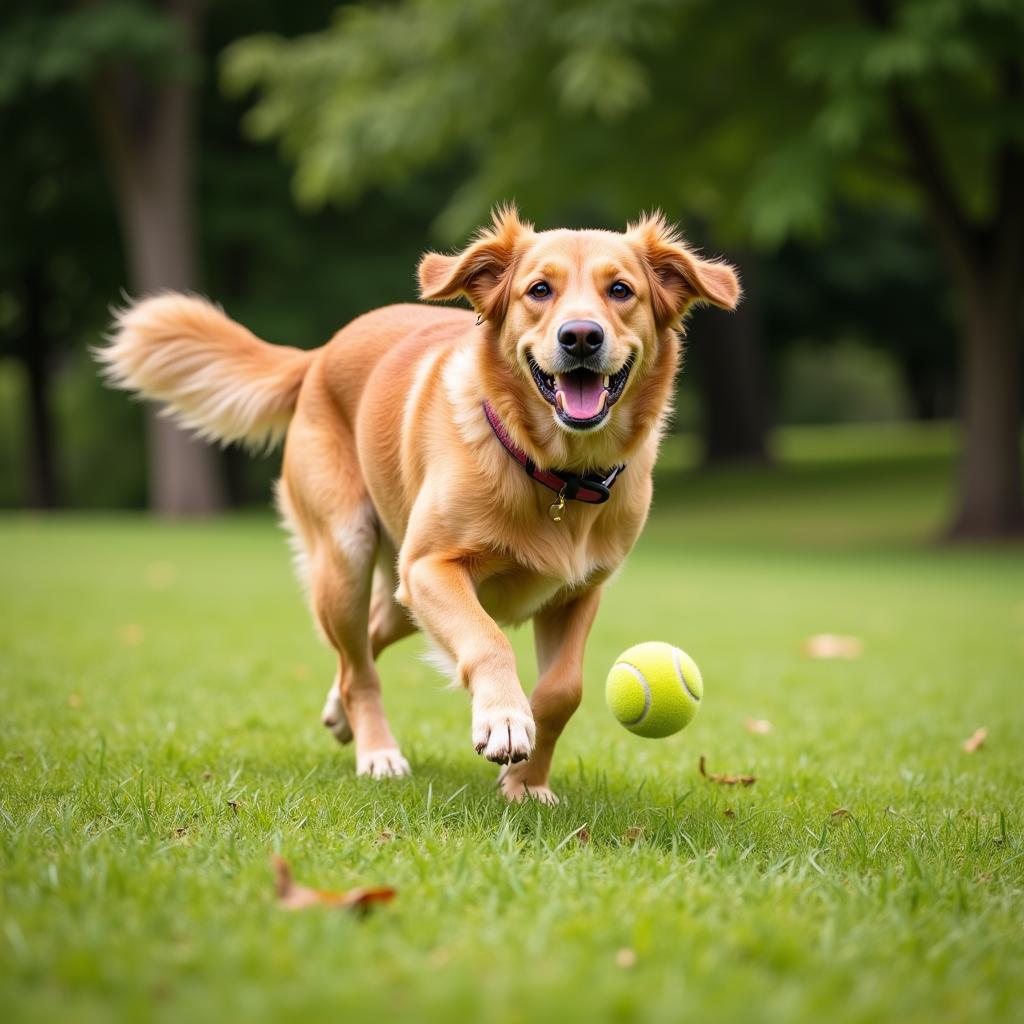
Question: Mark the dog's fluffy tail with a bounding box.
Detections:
[97,293,315,449]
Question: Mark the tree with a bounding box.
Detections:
[224,0,1023,537]
[91,0,225,515]
[0,0,224,515]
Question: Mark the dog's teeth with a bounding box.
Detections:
[597,390,608,413]
[555,391,565,411]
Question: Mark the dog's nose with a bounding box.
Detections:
[557,320,604,359]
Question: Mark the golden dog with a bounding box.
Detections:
[100,207,739,802]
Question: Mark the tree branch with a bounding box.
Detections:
[856,0,979,285]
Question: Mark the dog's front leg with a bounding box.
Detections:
[499,587,602,804]
[399,554,535,764]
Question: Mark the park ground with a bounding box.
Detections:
[1,423,1023,1024]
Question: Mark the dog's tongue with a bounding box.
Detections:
[556,370,606,419]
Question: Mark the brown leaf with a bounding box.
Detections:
[376,830,397,845]
[575,827,591,845]
[830,807,849,819]
[273,856,396,913]
[615,948,637,969]
[624,826,645,842]
[699,755,756,786]
[802,634,862,660]
[963,727,988,753]
[118,624,145,646]
[744,717,772,735]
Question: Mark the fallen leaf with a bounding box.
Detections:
[963,727,988,753]
[624,826,645,842]
[376,830,397,845]
[118,624,145,646]
[615,948,637,969]
[724,807,736,819]
[744,717,773,735]
[575,827,591,845]
[830,808,849,819]
[273,856,396,913]
[68,693,82,709]
[802,634,862,660]
[699,755,757,786]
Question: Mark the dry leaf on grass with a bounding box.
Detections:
[624,826,645,842]
[724,807,736,819]
[830,808,850,819]
[802,634,862,660]
[699,756,757,786]
[118,624,145,646]
[273,856,396,913]
[744,717,773,735]
[575,827,591,846]
[963,727,988,753]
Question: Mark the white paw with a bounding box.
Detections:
[498,765,559,804]
[472,701,535,765]
[321,682,353,745]
[357,748,411,779]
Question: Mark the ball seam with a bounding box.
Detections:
[613,661,652,726]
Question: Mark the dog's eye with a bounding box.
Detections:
[609,281,633,300]
[528,282,552,299]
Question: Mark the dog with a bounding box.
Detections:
[99,206,739,803]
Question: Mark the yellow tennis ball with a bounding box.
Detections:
[605,642,703,738]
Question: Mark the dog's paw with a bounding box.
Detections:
[357,748,411,779]
[472,700,535,765]
[321,683,353,745]
[498,764,559,804]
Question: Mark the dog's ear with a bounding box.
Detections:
[418,204,532,322]
[628,212,741,325]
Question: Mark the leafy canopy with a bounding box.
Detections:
[223,0,1024,243]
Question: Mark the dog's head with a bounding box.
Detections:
[419,206,740,465]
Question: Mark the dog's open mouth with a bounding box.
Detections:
[528,354,635,429]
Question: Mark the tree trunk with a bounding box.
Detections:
[947,283,1024,538]
[688,256,771,466]
[93,0,224,517]
[20,267,60,508]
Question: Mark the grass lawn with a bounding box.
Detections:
[2,423,1022,1024]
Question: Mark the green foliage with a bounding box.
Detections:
[224,0,1024,243]
[2,434,1023,1021]
[0,1,188,103]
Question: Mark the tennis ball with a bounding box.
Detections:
[605,642,703,738]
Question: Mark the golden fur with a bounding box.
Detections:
[100,207,739,802]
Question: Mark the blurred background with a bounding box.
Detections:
[0,0,1021,539]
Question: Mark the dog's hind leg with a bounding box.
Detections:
[314,501,409,778]
[280,461,409,779]
[369,539,418,659]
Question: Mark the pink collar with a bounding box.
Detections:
[482,401,625,505]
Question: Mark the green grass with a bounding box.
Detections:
[2,423,1023,1024]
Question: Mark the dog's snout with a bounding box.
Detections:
[557,320,604,359]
